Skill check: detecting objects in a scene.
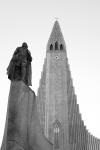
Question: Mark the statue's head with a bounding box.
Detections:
[22,42,28,49]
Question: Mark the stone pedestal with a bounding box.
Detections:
[1,81,53,150]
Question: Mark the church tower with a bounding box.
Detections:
[37,21,70,150]
[37,21,100,150]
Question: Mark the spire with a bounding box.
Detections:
[47,21,66,52]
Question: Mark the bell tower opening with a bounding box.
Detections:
[60,44,63,50]
[55,41,59,50]
[50,44,53,50]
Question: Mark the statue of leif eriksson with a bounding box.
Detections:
[7,42,32,86]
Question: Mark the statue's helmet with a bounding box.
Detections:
[22,42,28,48]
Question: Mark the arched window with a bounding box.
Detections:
[50,44,53,50]
[60,44,63,50]
[55,41,58,50]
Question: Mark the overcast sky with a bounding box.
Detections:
[0,0,100,145]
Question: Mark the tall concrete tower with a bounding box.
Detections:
[37,21,69,150]
[37,21,100,150]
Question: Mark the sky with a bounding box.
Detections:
[0,0,100,145]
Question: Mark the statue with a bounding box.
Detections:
[7,42,32,86]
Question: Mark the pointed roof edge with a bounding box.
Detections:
[46,21,67,52]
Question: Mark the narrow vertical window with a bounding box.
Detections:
[55,41,58,50]
[53,120,61,149]
[50,44,53,50]
[60,44,63,50]
[54,125,59,149]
